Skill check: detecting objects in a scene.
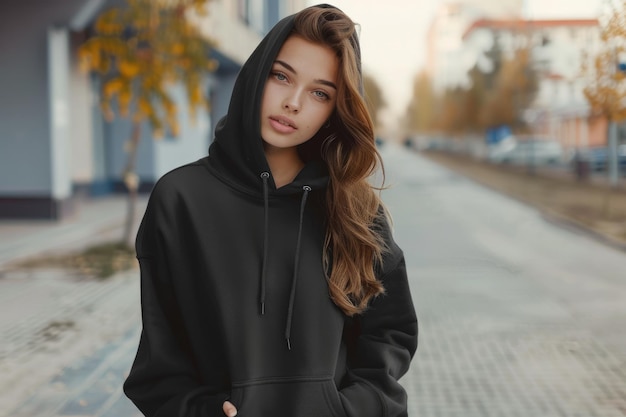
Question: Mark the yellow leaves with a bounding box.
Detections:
[95,10,124,35]
[138,97,152,116]
[82,0,216,137]
[171,43,185,55]
[103,78,124,98]
[582,0,626,120]
[119,60,140,78]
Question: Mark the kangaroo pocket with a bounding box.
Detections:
[230,377,347,417]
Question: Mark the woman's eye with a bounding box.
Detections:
[272,71,287,81]
[314,91,329,100]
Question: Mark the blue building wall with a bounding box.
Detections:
[0,0,299,219]
[0,0,94,218]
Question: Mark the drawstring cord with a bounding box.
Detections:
[259,172,270,315]
[285,185,311,350]
[257,172,310,350]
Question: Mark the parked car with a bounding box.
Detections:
[488,136,564,166]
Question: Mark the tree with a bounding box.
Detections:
[78,0,217,245]
[583,0,626,123]
[481,47,539,132]
[433,87,469,134]
[404,71,436,134]
[466,64,490,132]
[363,74,386,131]
[583,0,626,195]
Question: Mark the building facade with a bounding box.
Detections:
[0,0,307,219]
[425,0,523,92]
[425,1,604,151]
[463,18,602,149]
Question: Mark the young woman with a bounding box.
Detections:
[124,4,418,417]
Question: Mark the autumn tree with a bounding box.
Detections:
[404,71,436,134]
[433,87,469,134]
[363,74,386,131]
[465,65,490,132]
[481,47,539,132]
[584,0,626,187]
[584,0,626,122]
[79,0,217,245]
[405,43,537,138]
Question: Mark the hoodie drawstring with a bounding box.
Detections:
[285,185,311,350]
[258,172,310,351]
[259,172,270,315]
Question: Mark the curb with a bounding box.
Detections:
[422,153,626,253]
[540,208,626,253]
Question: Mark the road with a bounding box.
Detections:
[381,145,626,417]
[5,145,626,417]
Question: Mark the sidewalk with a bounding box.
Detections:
[0,196,147,417]
[422,150,626,249]
[0,196,147,268]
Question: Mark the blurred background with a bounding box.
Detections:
[0,0,622,221]
[1,1,625,416]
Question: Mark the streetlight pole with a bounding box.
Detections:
[608,46,625,187]
[608,120,619,186]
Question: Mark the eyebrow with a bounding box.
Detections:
[274,60,337,90]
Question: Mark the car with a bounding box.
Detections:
[488,136,564,166]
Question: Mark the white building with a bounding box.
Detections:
[463,18,602,148]
[424,0,604,149]
[426,0,523,92]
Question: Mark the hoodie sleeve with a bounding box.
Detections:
[338,217,418,417]
[123,181,229,417]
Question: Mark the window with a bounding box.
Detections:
[237,0,265,34]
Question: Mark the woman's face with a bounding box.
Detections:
[260,35,339,153]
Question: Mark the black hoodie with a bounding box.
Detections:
[123,4,418,417]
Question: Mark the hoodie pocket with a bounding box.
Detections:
[231,377,347,417]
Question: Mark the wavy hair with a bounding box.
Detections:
[293,6,387,316]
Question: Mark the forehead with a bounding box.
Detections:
[275,35,338,82]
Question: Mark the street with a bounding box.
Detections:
[3,145,626,417]
[382,145,626,416]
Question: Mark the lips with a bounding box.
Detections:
[268,115,297,133]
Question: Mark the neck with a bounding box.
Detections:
[264,146,305,188]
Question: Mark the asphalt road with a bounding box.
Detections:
[4,145,626,417]
[381,144,626,417]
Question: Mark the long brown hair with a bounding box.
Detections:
[293,6,387,316]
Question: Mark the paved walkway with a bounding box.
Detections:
[2,151,626,417]
[0,196,146,417]
[0,196,146,268]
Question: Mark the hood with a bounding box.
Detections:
[208,4,361,196]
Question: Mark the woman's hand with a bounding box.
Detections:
[223,400,238,417]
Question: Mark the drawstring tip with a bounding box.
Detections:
[286,338,292,350]
[260,302,265,315]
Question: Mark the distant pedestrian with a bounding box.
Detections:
[573,149,590,181]
[123,4,418,417]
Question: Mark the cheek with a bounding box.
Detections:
[303,119,323,135]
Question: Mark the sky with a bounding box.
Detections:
[306,0,605,137]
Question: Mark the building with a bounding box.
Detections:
[425,1,523,92]
[462,18,602,149]
[425,1,605,151]
[0,0,307,220]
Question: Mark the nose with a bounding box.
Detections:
[283,90,302,113]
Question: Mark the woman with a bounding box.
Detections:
[124,4,418,417]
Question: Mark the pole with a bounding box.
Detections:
[608,120,619,186]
